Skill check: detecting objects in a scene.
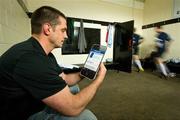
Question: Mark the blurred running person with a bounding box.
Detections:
[132,28,144,72]
[154,26,175,78]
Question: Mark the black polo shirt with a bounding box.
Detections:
[0,37,66,120]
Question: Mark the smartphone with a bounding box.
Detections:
[80,44,107,80]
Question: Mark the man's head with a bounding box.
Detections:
[155,26,162,33]
[31,6,66,34]
[31,6,68,48]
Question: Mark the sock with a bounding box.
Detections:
[159,63,168,76]
[155,64,161,72]
[164,64,170,74]
[134,60,144,71]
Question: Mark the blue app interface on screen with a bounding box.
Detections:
[84,49,105,71]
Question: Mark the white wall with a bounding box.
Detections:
[27,0,143,64]
[0,0,30,55]
[143,0,173,25]
[173,0,180,18]
[141,0,180,60]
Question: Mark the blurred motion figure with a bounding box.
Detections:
[154,26,175,78]
[132,28,144,72]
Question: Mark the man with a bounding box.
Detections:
[0,6,106,120]
[132,28,144,72]
[154,26,173,77]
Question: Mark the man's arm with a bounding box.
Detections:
[43,63,106,116]
[59,72,83,86]
[165,34,173,52]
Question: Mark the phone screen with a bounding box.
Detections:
[80,44,106,80]
[84,49,104,71]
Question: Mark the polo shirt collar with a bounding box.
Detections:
[30,37,47,56]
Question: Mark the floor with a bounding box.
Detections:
[79,70,180,120]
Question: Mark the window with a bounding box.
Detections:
[62,23,101,54]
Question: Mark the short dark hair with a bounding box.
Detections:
[156,25,162,29]
[31,6,66,34]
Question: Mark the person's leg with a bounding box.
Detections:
[164,63,170,74]
[155,57,168,76]
[69,84,80,94]
[164,63,176,77]
[28,107,97,120]
[133,55,144,71]
[60,109,97,120]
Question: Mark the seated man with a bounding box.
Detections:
[0,6,107,120]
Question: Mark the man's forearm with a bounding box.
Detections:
[72,78,103,114]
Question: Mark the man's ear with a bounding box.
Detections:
[42,23,51,35]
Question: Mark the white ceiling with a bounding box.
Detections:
[23,0,145,12]
[101,0,144,9]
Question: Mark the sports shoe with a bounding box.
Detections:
[139,68,144,72]
[168,72,176,77]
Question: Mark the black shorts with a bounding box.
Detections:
[154,48,165,57]
[133,47,139,55]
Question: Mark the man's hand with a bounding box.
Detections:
[95,63,107,83]
[60,72,82,85]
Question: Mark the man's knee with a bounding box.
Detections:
[79,109,97,120]
[69,84,80,94]
[28,108,97,120]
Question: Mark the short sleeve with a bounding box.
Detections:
[13,53,67,100]
[166,34,171,41]
[139,36,143,39]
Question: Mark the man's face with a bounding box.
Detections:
[155,28,160,33]
[49,16,68,48]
